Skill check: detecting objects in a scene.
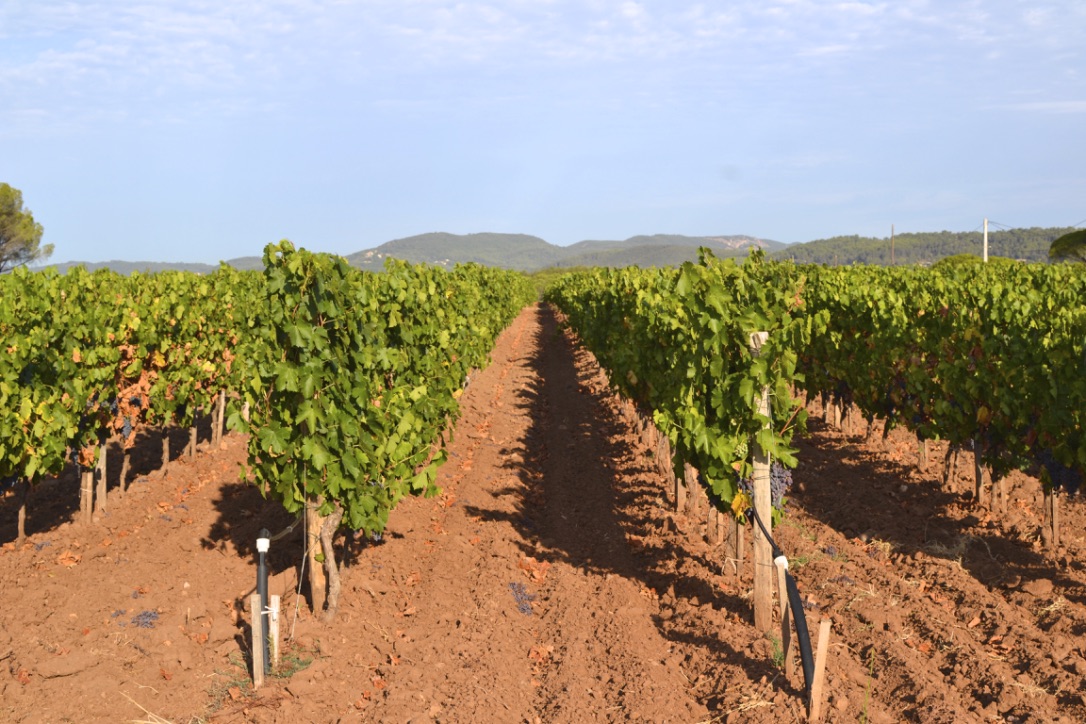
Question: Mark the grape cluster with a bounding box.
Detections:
[738,461,793,509]
[1037,450,1083,494]
[508,582,536,615]
[121,417,133,439]
[130,610,160,629]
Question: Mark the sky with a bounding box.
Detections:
[1,1,1084,264]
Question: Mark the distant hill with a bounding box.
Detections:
[45,260,221,275]
[555,234,784,269]
[347,232,781,271]
[775,227,1074,266]
[347,232,561,270]
[45,257,263,275]
[43,226,1073,275]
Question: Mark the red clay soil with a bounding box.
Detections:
[1,303,1084,723]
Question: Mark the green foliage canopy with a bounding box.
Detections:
[0,183,52,273]
[1049,228,1086,262]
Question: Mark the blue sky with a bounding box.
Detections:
[2,1,1084,264]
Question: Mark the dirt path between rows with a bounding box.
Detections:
[1,303,1084,723]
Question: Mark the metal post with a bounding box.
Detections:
[256,528,271,674]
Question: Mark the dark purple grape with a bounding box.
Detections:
[738,461,793,508]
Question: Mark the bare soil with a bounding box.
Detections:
[1,303,1084,723]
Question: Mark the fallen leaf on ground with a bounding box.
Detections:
[56,550,81,567]
[518,556,551,582]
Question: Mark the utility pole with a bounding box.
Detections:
[983,218,988,262]
[890,224,895,265]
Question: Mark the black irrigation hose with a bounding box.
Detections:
[748,505,816,701]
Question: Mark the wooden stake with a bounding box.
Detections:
[683,462,697,517]
[942,445,959,491]
[737,517,745,576]
[269,595,281,669]
[250,593,266,688]
[216,390,226,446]
[725,515,739,574]
[973,438,986,507]
[94,442,107,515]
[675,471,687,514]
[161,428,170,477]
[808,618,833,722]
[16,479,29,547]
[306,500,328,614]
[917,436,928,472]
[119,450,130,495]
[188,423,197,461]
[80,470,94,525]
[1043,489,1060,550]
[1053,489,1060,548]
[749,331,773,634]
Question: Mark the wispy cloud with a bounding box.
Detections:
[1,0,1083,137]
[1002,100,1086,114]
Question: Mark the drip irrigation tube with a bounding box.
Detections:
[748,505,815,700]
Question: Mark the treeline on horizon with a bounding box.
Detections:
[776,226,1075,266]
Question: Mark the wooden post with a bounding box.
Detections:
[942,445,958,491]
[269,595,281,669]
[242,400,251,423]
[306,500,328,614]
[250,593,266,688]
[216,390,226,446]
[16,479,29,547]
[94,442,107,515]
[119,450,130,495]
[675,471,687,514]
[725,515,739,575]
[188,423,197,461]
[917,435,928,472]
[808,618,833,722]
[749,331,773,633]
[735,516,745,576]
[161,428,170,475]
[973,438,987,507]
[775,560,794,680]
[80,469,94,525]
[1043,489,1060,550]
[682,462,697,516]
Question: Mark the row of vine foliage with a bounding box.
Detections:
[798,261,1086,495]
[0,264,258,511]
[545,250,1086,526]
[233,241,535,619]
[544,249,812,519]
[1,245,534,600]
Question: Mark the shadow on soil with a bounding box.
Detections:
[790,415,1077,602]
[462,304,793,700]
[0,413,223,546]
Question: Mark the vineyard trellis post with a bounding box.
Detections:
[750,331,773,633]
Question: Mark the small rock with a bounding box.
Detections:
[1021,578,1054,598]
